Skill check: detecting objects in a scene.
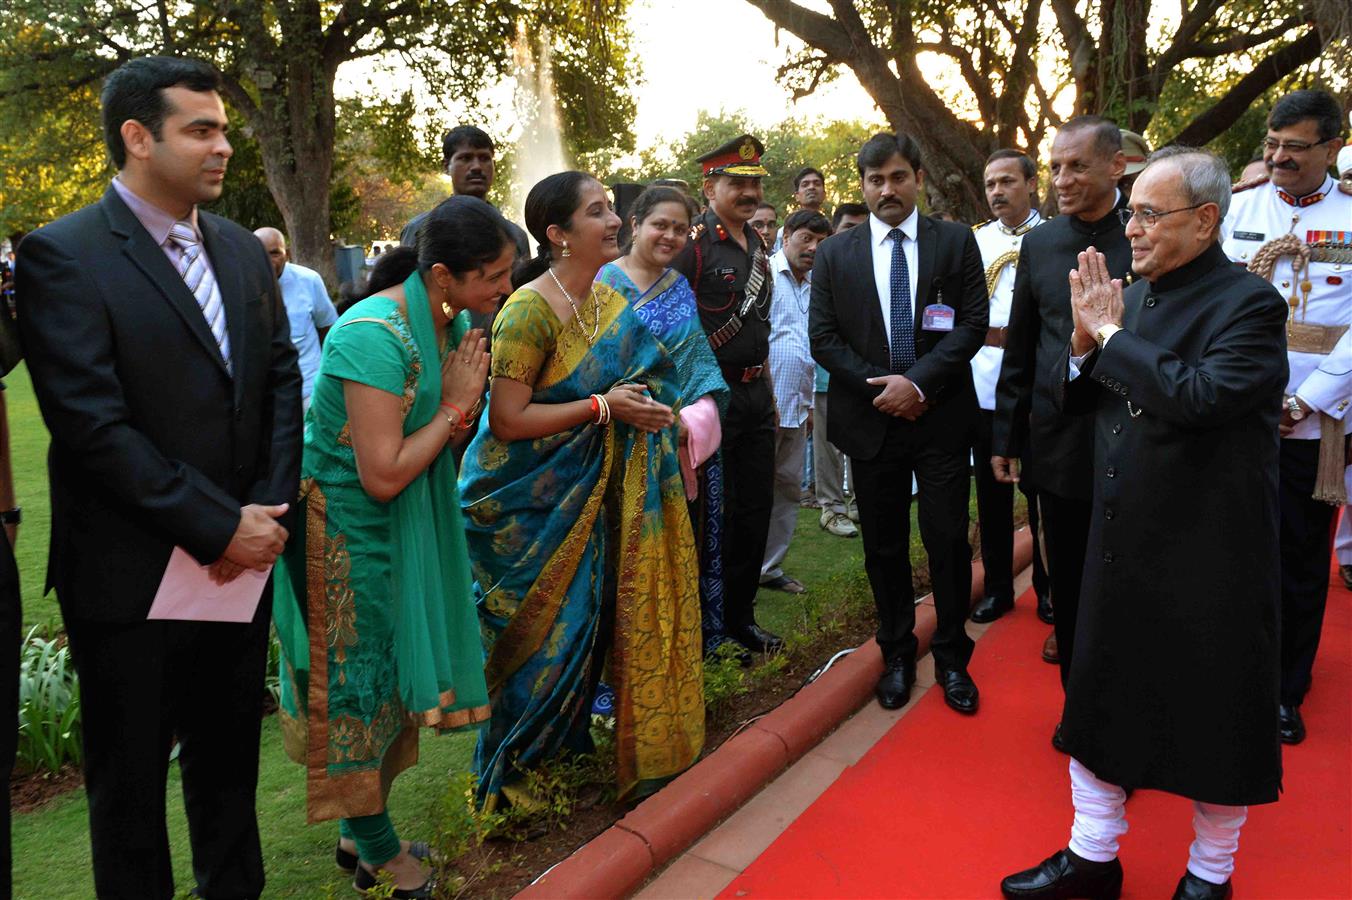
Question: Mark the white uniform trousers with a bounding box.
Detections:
[1068,757,1247,885]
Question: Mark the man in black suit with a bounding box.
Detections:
[810,133,987,713]
[16,56,301,899]
[991,116,1129,751]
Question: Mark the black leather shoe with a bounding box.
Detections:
[1037,591,1055,624]
[1171,872,1231,900]
[971,594,1014,623]
[729,623,784,655]
[1278,704,1305,744]
[1001,848,1123,899]
[875,661,916,709]
[1051,722,1067,754]
[936,667,979,714]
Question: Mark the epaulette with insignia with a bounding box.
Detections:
[690,222,706,241]
[972,219,992,231]
[1231,173,1269,194]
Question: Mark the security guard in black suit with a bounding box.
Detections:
[672,135,783,655]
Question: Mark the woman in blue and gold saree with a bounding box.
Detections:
[597,185,732,655]
[459,173,704,808]
[272,197,515,895]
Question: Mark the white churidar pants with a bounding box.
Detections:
[1067,757,1247,885]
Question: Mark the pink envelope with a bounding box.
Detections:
[147,547,271,623]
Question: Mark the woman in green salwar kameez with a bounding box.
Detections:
[273,196,514,897]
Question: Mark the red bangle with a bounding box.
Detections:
[589,394,600,421]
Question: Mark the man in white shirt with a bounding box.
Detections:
[1219,89,1350,746]
[255,227,338,410]
[761,210,831,594]
[968,150,1051,625]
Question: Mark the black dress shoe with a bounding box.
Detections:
[1051,722,1067,754]
[971,594,1014,623]
[1037,591,1054,624]
[936,667,979,714]
[875,661,916,709]
[1001,847,1123,899]
[1172,872,1231,900]
[1278,704,1305,744]
[729,623,784,655]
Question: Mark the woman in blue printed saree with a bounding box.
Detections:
[273,197,514,897]
[597,185,732,656]
[459,173,705,809]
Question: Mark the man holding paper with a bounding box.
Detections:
[16,56,300,899]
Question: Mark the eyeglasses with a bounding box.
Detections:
[1260,137,1333,154]
[1117,204,1206,228]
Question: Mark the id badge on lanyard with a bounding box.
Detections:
[922,288,955,332]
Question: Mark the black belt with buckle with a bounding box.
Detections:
[722,363,765,383]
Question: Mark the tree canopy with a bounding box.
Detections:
[0,0,637,282]
[747,0,1347,220]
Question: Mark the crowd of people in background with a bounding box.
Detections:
[0,51,1347,900]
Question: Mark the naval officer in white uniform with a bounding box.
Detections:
[1221,89,1351,747]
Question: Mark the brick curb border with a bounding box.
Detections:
[519,529,1036,899]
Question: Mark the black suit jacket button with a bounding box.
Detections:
[1104,507,1115,519]
[1145,296,1157,308]
[1106,466,1117,478]
[1112,423,1122,434]
[234,407,243,421]
[1103,551,1115,563]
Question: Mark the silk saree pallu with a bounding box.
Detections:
[460,283,705,807]
[597,264,732,652]
[274,280,490,824]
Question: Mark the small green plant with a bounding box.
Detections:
[16,625,82,774]
[264,627,282,707]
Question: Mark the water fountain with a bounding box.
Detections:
[508,25,571,234]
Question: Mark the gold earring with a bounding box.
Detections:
[441,286,454,320]
[561,241,572,258]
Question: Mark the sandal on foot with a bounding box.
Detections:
[352,863,434,898]
[336,840,431,874]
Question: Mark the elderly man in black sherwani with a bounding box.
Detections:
[1001,148,1287,900]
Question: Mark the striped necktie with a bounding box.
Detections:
[168,221,232,374]
[888,227,915,372]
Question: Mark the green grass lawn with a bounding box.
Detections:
[6,366,990,897]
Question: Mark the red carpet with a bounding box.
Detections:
[719,562,1352,898]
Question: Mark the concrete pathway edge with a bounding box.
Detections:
[518,529,1036,899]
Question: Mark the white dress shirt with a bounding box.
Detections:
[869,209,920,344]
[1221,175,1352,439]
[971,210,1042,409]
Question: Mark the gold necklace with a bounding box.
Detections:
[548,267,601,345]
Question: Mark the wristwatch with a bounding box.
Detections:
[1094,324,1121,350]
[0,507,20,525]
[1286,395,1306,421]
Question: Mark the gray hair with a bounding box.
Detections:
[1145,146,1231,221]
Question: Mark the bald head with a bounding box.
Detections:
[253,227,287,278]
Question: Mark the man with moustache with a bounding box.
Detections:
[400,125,529,257]
[1002,147,1287,900]
[810,132,988,713]
[992,117,1130,749]
[673,134,783,655]
[968,150,1052,625]
[761,210,832,593]
[1221,89,1351,746]
[16,56,301,898]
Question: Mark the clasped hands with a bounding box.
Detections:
[210,502,290,585]
[1069,247,1124,357]
[866,374,928,420]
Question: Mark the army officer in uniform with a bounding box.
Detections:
[672,135,783,655]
